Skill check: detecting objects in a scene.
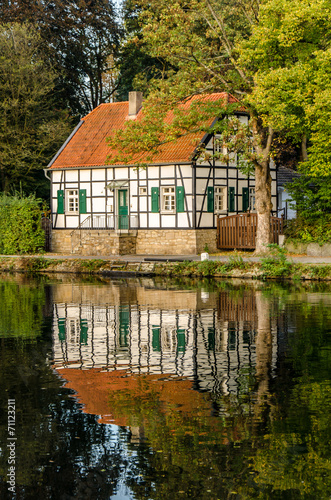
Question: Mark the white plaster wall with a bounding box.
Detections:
[80,170,91,182]
[65,170,78,182]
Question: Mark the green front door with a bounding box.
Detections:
[118,189,128,229]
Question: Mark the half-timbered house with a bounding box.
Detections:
[46,92,278,255]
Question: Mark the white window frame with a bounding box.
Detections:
[249,187,256,211]
[65,189,79,214]
[161,186,176,214]
[139,187,147,196]
[214,186,227,213]
[214,135,227,155]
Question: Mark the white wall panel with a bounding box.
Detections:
[92,169,105,181]
[177,213,189,227]
[52,171,62,183]
[115,167,128,179]
[139,197,147,212]
[66,215,79,227]
[147,166,159,179]
[92,198,106,212]
[80,170,91,181]
[92,182,105,197]
[138,168,147,179]
[148,213,160,227]
[65,170,78,182]
[199,213,214,226]
[129,167,138,180]
[140,213,147,227]
[160,165,174,178]
[130,197,138,211]
[161,215,176,227]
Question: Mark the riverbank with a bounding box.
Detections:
[1,253,331,280]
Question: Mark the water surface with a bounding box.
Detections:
[0,275,330,499]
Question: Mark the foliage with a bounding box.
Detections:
[0,1,121,116]
[260,244,293,277]
[0,193,45,254]
[0,23,71,197]
[115,0,169,101]
[0,278,45,338]
[107,0,304,251]
[241,0,331,175]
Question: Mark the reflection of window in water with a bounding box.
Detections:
[152,326,186,353]
[228,323,237,350]
[119,306,130,348]
[57,317,88,345]
[68,319,81,344]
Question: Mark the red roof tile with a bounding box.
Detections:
[49,93,241,169]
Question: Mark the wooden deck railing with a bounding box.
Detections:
[217,213,283,250]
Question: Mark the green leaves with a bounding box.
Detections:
[0,194,45,254]
[0,23,71,195]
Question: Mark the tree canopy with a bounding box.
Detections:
[0,23,71,196]
[108,0,331,251]
[0,0,121,116]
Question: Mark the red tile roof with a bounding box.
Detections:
[49,93,241,169]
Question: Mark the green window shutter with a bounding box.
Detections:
[207,186,214,212]
[176,186,185,212]
[57,190,64,214]
[228,187,235,212]
[58,318,66,341]
[242,187,249,211]
[152,327,161,352]
[79,189,87,214]
[80,319,88,345]
[151,187,159,213]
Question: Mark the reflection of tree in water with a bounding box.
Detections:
[0,279,130,500]
[1,277,330,499]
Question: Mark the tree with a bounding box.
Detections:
[115,0,171,101]
[108,0,331,252]
[0,23,71,195]
[0,0,121,116]
[107,0,277,253]
[241,0,331,175]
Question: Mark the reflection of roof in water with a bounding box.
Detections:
[56,367,212,426]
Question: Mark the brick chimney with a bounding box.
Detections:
[128,91,143,118]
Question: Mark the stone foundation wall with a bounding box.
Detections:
[51,228,218,256]
[51,230,136,256]
[195,229,218,254]
[51,230,73,254]
[135,229,218,255]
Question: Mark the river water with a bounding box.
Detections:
[0,275,330,499]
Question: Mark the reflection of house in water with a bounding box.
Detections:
[52,281,278,397]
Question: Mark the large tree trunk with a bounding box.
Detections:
[254,290,272,420]
[251,120,274,254]
[255,161,272,254]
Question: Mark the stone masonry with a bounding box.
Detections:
[51,228,218,256]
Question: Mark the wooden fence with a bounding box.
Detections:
[217,213,283,250]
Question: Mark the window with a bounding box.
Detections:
[139,187,147,195]
[249,187,256,211]
[214,136,227,155]
[66,189,79,213]
[161,186,175,213]
[215,186,227,212]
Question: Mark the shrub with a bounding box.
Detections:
[0,194,45,254]
[260,244,293,278]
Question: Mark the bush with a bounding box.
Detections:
[0,194,45,254]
